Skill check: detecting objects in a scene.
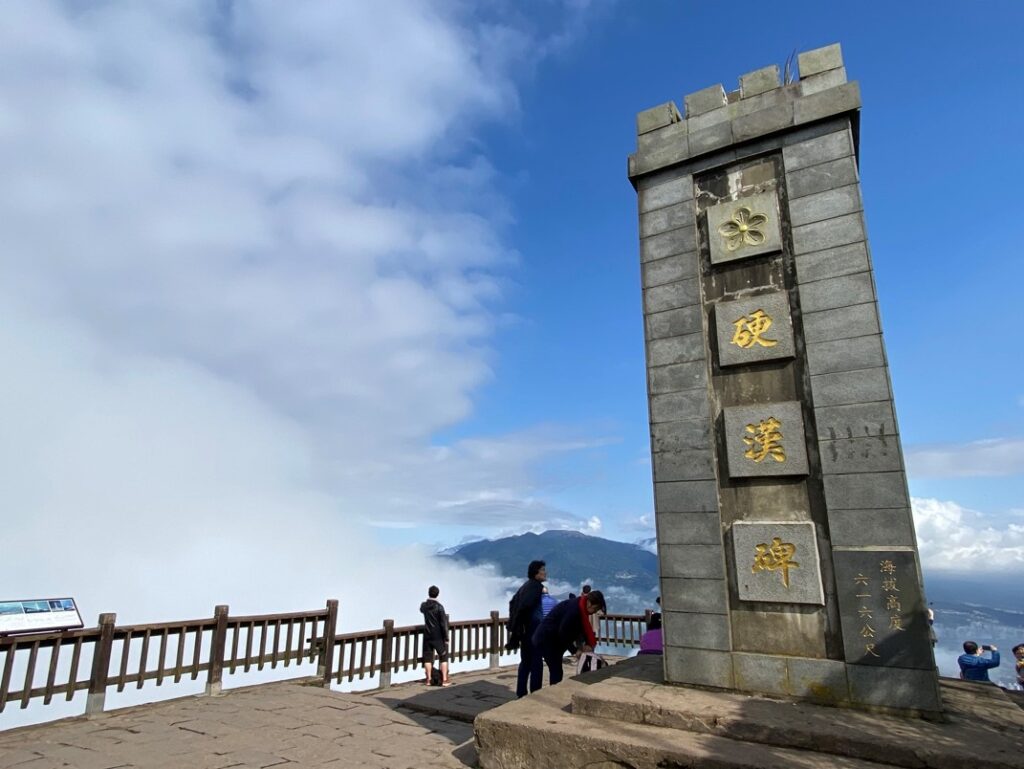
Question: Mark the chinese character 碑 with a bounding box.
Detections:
[751,537,800,588]
[731,310,778,349]
[743,417,786,463]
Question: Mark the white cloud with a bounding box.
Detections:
[911,497,1024,573]
[906,438,1024,478]
[0,1,602,630]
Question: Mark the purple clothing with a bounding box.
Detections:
[638,628,663,655]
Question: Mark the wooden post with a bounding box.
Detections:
[206,605,229,696]
[85,613,116,716]
[319,600,338,687]
[489,610,500,670]
[379,620,394,689]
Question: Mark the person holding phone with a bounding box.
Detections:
[957,640,1000,683]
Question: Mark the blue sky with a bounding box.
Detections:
[0,1,1021,626]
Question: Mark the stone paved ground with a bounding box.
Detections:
[0,662,550,769]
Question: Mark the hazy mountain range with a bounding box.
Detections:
[441,530,1023,688]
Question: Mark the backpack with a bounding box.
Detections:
[430,667,443,686]
[505,585,526,651]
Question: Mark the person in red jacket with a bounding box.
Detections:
[531,590,606,688]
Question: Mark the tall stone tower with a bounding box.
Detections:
[629,44,941,714]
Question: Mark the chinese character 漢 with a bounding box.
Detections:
[752,537,800,588]
[731,310,778,349]
[880,560,896,575]
[743,417,786,463]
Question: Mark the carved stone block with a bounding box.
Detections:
[732,521,824,604]
[713,291,795,367]
[723,401,809,477]
[706,190,783,265]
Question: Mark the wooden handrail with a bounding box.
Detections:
[0,601,649,723]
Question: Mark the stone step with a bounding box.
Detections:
[569,659,1024,769]
[476,674,904,769]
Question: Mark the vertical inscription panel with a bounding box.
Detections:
[833,550,933,669]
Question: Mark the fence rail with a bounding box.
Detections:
[0,600,650,720]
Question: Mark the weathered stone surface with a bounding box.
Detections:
[687,119,734,157]
[648,332,704,366]
[798,271,874,313]
[713,291,795,367]
[806,334,885,375]
[789,183,862,227]
[706,190,784,265]
[638,171,693,212]
[846,664,942,712]
[687,103,731,133]
[649,388,710,423]
[787,155,859,199]
[794,242,870,284]
[665,647,735,688]
[732,101,794,143]
[792,211,865,255]
[661,543,726,578]
[642,252,697,287]
[798,43,844,78]
[643,277,700,313]
[740,65,781,98]
[655,480,719,512]
[723,401,809,477]
[828,508,917,548]
[649,359,707,394]
[731,521,824,604]
[640,225,697,262]
[637,100,681,135]
[646,304,703,340]
[653,447,716,481]
[823,471,908,510]
[802,301,879,343]
[814,392,897,441]
[794,82,862,125]
[640,199,696,237]
[651,417,712,452]
[800,67,848,96]
[819,434,903,474]
[733,651,789,695]
[810,366,891,406]
[661,577,729,614]
[782,127,853,170]
[657,511,722,545]
[663,610,731,650]
[685,83,727,117]
[635,121,689,174]
[787,656,849,699]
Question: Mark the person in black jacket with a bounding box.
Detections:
[420,585,451,686]
[532,590,606,688]
[508,560,546,698]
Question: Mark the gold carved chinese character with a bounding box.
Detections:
[885,596,901,611]
[731,310,777,349]
[857,606,873,619]
[881,577,899,592]
[860,625,876,638]
[853,573,869,586]
[718,206,768,252]
[752,537,799,588]
[865,644,881,658]
[743,417,786,463]
[889,614,905,631]
[880,560,897,575]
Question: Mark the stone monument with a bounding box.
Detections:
[631,42,941,714]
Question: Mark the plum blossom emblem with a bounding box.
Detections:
[718,206,768,252]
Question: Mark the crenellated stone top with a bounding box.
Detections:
[631,43,860,178]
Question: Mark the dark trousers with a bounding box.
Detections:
[540,644,565,687]
[515,624,543,697]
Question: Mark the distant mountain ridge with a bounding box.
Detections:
[441,530,659,601]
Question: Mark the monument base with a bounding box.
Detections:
[474,657,1024,769]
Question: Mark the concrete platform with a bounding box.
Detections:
[475,657,1024,769]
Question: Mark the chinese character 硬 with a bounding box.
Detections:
[881,577,899,592]
[865,644,881,658]
[731,310,778,349]
[879,560,897,575]
[752,537,800,588]
[743,417,786,463]
[885,595,901,611]
[889,614,904,631]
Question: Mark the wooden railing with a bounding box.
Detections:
[0,600,650,720]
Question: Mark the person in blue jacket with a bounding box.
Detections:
[957,640,1000,682]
